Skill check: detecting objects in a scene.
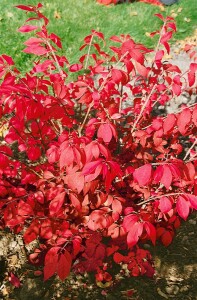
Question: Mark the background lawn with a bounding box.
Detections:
[0,0,196,72]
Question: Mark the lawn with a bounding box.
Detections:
[0,0,196,72]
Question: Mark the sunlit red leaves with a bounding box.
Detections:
[46,144,60,163]
[159,196,172,213]
[97,0,117,5]
[69,63,83,72]
[82,159,122,191]
[153,164,173,189]
[15,4,37,11]
[186,194,197,210]
[23,220,40,244]
[188,63,197,87]
[84,141,110,162]
[44,247,72,281]
[163,114,176,134]
[65,172,85,194]
[97,122,117,143]
[139,0,161,5]
[59,141,82,169]
[23,38,49,56]
[133,164,152,186]
[49,191,66,216]
[111,69,129,85]
[107,223,126,239]
[87,207,113,231]
[104,195,125,220]
[177,107,191,135]
[192,105,197,126]
[18,25,38,33]
[172,75,182,96]
[123,213,156,248]
[1,4,197,286]
[127,222,144,248]
[176,196,190,221]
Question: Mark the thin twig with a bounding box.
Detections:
[183,138,197,161]
[131,84,156,133]
[84,35,94,70]
[46,40,64,80]
[78,102,94,136]
[137,192,185,206]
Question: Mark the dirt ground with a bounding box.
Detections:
[0,212,196,300]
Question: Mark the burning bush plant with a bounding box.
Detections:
[0,2,196,287]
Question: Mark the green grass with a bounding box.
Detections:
[0,0,196,72]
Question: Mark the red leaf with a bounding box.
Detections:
[66,172,84,194]
[161,230,173,246]
[23,45,48,56]
[188,63,197,87]
[144,222,156,245]
[159,196,172,213]
[135,61,149,78]
[44,247,60,281]
[123,214,138,232]
[15,5,34,11]
[133,164,152,186]
[154,13,165,21]
[177,108,191,135]
[24,37,43,46]
[18,25,38,33]
[27,146,41,161]
[113,252,125,263]
[69,64,83,72]
[60,145,74,169]
[49,191,66,216]
[172,83,181,96]
[88,208,113,231]
[69,193,81,211]
[186,194,197,210]
[176,196,190,220]
[49,33,62,48]
[97,123,113,143]
[127,222,143,248]
[163,114,176,134]
[9,272,21,288]
[92,30,105,40]
[57,250,72,281]
[82,159,103,178]
[40,219,53,239]
[112,198,123,215]
[192,105,197,126]
[97,0,117,5]
[18,200,34,217]
[72,236,82,256]
[160,165,172,189]
[111,113,121,120]
[23,220,40,244]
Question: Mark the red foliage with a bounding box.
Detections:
[0,3,197,285]
[97,0,162,6]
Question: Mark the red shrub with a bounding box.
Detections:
[0,3,196,284]
[97,0,162,6]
